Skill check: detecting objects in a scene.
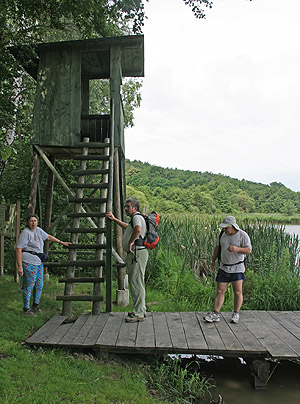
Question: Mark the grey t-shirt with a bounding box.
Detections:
[216,229,252,273]
[122,213,146,253]
[17,226,48,265]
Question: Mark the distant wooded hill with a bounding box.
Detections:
[125,160,300,215]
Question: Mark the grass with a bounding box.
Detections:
[0,276,215,404]
[0,277,159,404]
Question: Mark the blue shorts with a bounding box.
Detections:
[216,268,245,283]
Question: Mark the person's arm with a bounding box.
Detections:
[106,211,128,229]
[129,225,142,254]
[16,247,23,276]
[47,235,71,247]
[211,245,219,271]
[228,246,252,255]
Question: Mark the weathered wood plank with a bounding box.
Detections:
[222,312,266,354]
[26,315,68,344]
[196,312,225,352]
[59,313,91,345]
[217,313,245,352]
[165,312,188,350]
[255,311,300,357]
[116,317,138,348]
[269,311,300,338]
[72,314,99,346]
[43,323,74,345]
[180,312,208,351]
[152,312,172,349]
[135,314,155,349]
[241,311,296,358]
[96,312,124,347]
[82,313,109,346]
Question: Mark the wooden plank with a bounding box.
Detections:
[196,312,225,352]
[96,312,124,347]
[165,312,188,350]
[152,312,172,349]
[26,315,67,344]
[255,311,300,357]
[180,312,208,351]
[241,311,296,358]
[135,313,155,349]
[222,312,266,354]
[59,313,91,345]
[43,323,73,345]
[116,317,138,348]
[72,315,99,346]
[216,313,245,352]
[82,313,109,346]
[269,311,300,338]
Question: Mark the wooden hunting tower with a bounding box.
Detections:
[11,35,144,315]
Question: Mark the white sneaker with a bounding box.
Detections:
[203,312,220,323]
[231,311,240,324]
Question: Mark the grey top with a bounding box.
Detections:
[17,226,48,265]
[122,213,146,253]
[216,229,252,274]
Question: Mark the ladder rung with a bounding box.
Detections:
[44,260,105,267]
[67,212,106,218]
[74,142,109,149]
[65,228,106,234]
[48,251,95,256]
[113,263,126,268]
[71,169,109,176]
[68,244,106,249]
[73,155,109,161]
[58,277,104,283]
[69,183,108,189]
[56,295,103,302]
[68,197,107,203]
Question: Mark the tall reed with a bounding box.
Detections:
[146,214,300,311]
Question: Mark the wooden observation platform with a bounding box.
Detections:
[11,35,144,316]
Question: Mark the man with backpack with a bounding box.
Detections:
[204,216,252,324]
[106,197,148,323]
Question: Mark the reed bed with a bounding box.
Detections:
[146,214,300,312]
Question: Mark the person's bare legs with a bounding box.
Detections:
[214,282,228,312]
[232,280,243,312]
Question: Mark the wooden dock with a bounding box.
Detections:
[26,311,300,359]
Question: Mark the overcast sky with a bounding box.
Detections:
[125,0,300,192]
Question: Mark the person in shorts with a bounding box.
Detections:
[204,216,252,324]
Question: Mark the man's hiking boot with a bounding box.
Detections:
[128,312,146,318]
[231,311,240,324]
[23,308,37,317]
[125,315,144,323]
[203,312,220,323]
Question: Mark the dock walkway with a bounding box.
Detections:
[26,310,300,360]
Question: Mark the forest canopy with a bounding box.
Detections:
[125,160,300,215]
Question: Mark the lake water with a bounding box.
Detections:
[283,224,300,238]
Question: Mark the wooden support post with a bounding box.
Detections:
[14,200,20,282]
[93,138,109,315]
[43,156,56,279]
[0,235,4,276]
[251,359,271,390]
[28,147,40,214]
[114,148,125,291]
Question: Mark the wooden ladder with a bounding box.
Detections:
[47,138,113,316]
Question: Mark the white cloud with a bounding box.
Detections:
[125,0,300,191]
